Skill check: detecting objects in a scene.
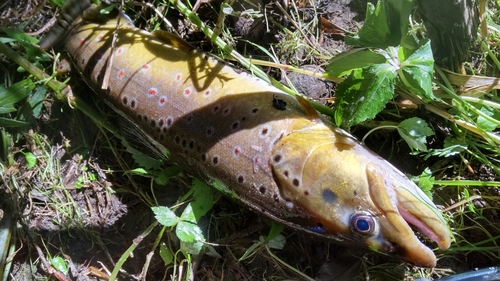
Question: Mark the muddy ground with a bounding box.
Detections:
[1,0,499,280]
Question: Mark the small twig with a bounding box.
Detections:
[443,195,482,212]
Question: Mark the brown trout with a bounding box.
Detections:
[40,0,450,267]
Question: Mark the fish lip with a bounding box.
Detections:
[398,206,444,248]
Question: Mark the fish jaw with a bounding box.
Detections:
[271,124,450,267]
[366,163,451,267]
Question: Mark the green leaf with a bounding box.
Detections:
[399,41,435,100]
[180,240,204,255]
[179,203,196,224]
[131,167,148,175]
[265,222,284,242]
[334,63,397,127]
[50,256,68,275]
[21,151,36,170]
[397,117,434,151]
[267,234,286,250]
[176,221,204,243]
[159,242,174,265]
[476,106,497,132]
[417,168,434,200]
[190,179,214,220]
[152,206,179,227]
[1,28,42,61]
[0,117,29,127]
[0,79,35,114]
[345,0,414,48]
[326,48,387,77]
[423,137,467,159]
[154,165,182,185]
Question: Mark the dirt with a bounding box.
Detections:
[0,0,499,280]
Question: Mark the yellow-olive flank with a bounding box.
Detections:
[40,0,451,267]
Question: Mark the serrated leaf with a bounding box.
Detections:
[326,48,386,77]
[50,256,68,275]
[190,179,214,220]
[0,79,35,114]
[267,234,286,250]
[397,117,434,151]
[124,141,163,170]
[180,240,204,255]
[159,242,174,265]
[334,64,397,127]
[417,168,434,200]
[345,0,414,48]
[399,41,434,100]
[152,206,179,227]
[154,165,182,185]
[180,203,196,224]
[176,221,204,243]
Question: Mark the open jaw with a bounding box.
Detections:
[366,163,451,268]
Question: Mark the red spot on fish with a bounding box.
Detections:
[233,146,241,157]
[96,34,104,41]
[203,89,211,97]
[148,87,158,96]
[175,73,182,81]
[116,47,124,55]
[96,53,103,61]
[158,95,167,106]
[183,87,192,97]
[117,70,125,79]
[141,64,149,71]
[78,38,84,46]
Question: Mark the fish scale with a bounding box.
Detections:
[40,1,451,268]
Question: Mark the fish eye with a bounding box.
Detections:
[350,213,375,235]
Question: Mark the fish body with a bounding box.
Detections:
[41,1,450,267]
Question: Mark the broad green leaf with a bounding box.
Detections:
[399,41,434,100]
[124,141,163,170]
[265,222,284,242]
[152,206,179,227]
[50,256,68,275]
[28,86,46,118]
[397,117,434,151]
[155,165,182,185]
[346,0,414,48]
[176,221,204,243]
[180,240,204,255]
[190,179,214,220]
[131,167,148,175]
[334,63,397,127]
[423,137,467,159]
[180,203,196,224]
[476,106,497,132]
[159,242,174,265]
[326,48,386,77]
[0,79,35,114]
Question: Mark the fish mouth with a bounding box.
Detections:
[366,163,451,268]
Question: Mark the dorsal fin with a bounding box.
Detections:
[295,95,321,122]
[151,30,194,53]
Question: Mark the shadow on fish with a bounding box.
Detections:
[40,0,451,268]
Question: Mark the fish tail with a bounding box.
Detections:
[39,0,91,49]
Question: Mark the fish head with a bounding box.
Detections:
[270,124,451,267]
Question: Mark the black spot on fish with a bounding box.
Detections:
[284,170,289,177]
[322,189,337,204]
[232,121,240,131]
[273,94,287,110]
[237,175,244,183]
[143,115,148,123]
[241,116,246,121]
[304,191,309,196]
[251,108,259,114]
[175,135,181,144]
[130,99,136,109]
[273,193,279,202]
[201,154,207,161]
[150,120,156,127]
[189,140,194,149]
[181,139,187,148]
[259,186,266,194]
[273,154,282,162]
[162,127,167,133]
[159,119,164,127]
[122,96,128,105]
[293,178,300,187]
[317,222,323,228]
[212,156,219,165]
[261,128,268,136]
